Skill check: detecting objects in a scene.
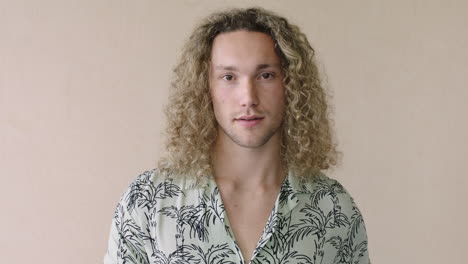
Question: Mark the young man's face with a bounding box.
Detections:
[209,30,285,148]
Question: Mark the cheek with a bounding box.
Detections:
[270,86,286,107]
[211,92,229,118]
[212,95,225,108]
[212,89,230,108]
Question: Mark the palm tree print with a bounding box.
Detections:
[141,209,160,258]
[278,178,297,207]
[114,203,150,264]
[125,171,183,213]
[104,170,370,264]
[197,187,225,227]
[176,244,237,264]
[309,178,349,228]
[326,203,368,264]
[158,205,209,253]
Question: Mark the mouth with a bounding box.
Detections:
[235,116,264,127]
[237,117,263,121]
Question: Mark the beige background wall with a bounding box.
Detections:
[1,0,467,263]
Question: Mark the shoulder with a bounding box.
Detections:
[128,168,171,189]
[125,168,200,193]
[292,172,370,253]
[126,169,172,197]
[117,169,188,213]
[292,171,363,216]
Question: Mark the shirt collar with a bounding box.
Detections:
[286,170,322,194]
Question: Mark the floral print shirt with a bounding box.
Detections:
[104,169,370,264]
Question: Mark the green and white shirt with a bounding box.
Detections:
[104,169,370,264]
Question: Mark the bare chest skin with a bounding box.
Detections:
[217,184,281,263]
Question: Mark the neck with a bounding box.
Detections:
[211,131,285,191]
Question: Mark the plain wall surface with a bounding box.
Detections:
[1,0,467,263]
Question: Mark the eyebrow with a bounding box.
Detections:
[213,63,280,72]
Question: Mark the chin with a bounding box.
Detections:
[231,134,274,148]
[219,123,281,148]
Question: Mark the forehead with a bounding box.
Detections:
[210,30,281,69]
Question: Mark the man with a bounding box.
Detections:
[104,7,370,264]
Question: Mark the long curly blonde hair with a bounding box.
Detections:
[158,7,340,181]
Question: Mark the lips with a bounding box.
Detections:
[235,116,264,127]
[238,117,263,121]
[236,115,263,121]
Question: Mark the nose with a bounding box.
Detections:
[239,78,259,107]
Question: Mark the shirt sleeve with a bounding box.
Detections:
[346,197,370,264]
[333,184,371,264]
[103,191,150,264]
[316,175,371,264]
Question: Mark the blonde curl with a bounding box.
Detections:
[158,7,340,182]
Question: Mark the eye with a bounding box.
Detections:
[259,72,275,80]
[222,74,234,81]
